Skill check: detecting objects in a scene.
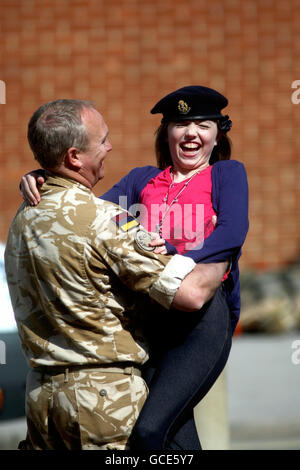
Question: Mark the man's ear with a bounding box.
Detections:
[64,148,82,170]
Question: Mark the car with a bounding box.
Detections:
[0,243,28,449]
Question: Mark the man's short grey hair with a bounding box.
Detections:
[27,99,95,169]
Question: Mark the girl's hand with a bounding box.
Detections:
[20,171,45,206]
[149,233,168,255]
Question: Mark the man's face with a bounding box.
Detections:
[79,108,112,187]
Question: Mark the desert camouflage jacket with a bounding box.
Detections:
[5,174,195,368]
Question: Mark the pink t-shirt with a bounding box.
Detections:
[139,166,216,254]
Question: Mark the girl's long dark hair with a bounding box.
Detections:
[154,121,232,169]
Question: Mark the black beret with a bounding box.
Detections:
[151,85,228,122]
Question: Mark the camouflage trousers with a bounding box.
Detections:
[21,367,148,450]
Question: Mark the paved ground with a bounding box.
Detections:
[228,331,300,450]
[1,331,299,450]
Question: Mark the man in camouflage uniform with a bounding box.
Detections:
[5,100,226,450]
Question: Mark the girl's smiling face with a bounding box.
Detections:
[167,120,218,174]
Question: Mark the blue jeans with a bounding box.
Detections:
[130,287,232,450]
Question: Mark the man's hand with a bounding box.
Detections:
[172,261,228,312]
[20,170,45,206]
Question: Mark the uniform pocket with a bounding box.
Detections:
[74,371,148,449]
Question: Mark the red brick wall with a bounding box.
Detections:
[1,0,300,271]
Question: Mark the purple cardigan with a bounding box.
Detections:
[101,160,249,332]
